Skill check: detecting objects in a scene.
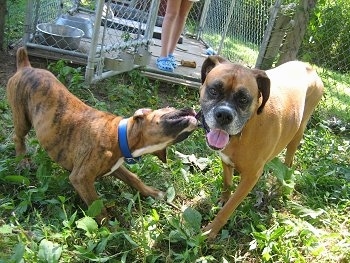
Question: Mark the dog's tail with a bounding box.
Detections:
[16,47,31,70]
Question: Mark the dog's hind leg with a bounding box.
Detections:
[285,127,306,167]
[7,82,31,157]
[285,81,324,167]
[12,110,32,157]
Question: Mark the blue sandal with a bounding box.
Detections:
[156,57,174,72]
[168,54,178,68]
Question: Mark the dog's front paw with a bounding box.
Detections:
[140,186,165,200]
[153,190,165,200]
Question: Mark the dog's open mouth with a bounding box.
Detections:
[166,108,198,127]
[206,129,230,150]
[161,108,198,144]
[196,110,230,150]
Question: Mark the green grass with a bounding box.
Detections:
[202,32,260,66]
[0,59,349,262]
[5,0,26,47]
[317,68,350,123]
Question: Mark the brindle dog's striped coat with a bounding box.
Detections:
[7,47,198,223]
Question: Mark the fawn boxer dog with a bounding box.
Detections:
[7,47,198,223]
[198,56,324,238]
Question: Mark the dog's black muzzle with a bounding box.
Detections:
[213,105,234,126]
[195,110,209,133]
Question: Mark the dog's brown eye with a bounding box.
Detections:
[208,80,224,98]
[238,97,248,104]
[208,87,218,96]
[235,88,252,106]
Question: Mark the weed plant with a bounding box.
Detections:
[0,60,349,262]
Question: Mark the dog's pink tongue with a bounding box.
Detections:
[207,129,230,149]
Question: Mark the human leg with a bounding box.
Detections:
[158,0,193,72]
[157,0,182,71]
[168,0,194,54]
[160,0,182,58]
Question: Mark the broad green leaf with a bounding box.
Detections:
[169,230,184,242]
[290,202,326,219]
[151,209,160,222]
[0,224,13,234]
[76,216,98,236]
[252,231,268,242]
[4,175,30,186]
[262,246,272,261]
[166,186,176,203]
[86,199,104,217]
[10,242,25,263]
[96,238,109,253]
[270,226,286,240]
[121,251,129,263]
[183,207,202,231]
[38,239,62,263]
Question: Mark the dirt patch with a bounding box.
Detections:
[0,50,17,87]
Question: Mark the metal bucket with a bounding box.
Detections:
[36,23,84,50]
[55,15,93,39]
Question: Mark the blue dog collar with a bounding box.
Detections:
[118,118,141,164]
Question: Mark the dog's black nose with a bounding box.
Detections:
[214,106,234,125]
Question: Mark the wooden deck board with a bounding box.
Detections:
[144,36,207,88]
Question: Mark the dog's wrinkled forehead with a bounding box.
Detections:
[207,63,256,80]
[133,107,176,122]
[201,63,260,95]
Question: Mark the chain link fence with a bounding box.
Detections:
[6,0,350,72]
[18,0,161,83]
[181,0,349,125]
[196,0,275,66]
[21,0,159,53]
[26,1,78,50]
[4,0,26,49]
[156,0,266,67]
[301,1,350,73]
[301,0,350,126]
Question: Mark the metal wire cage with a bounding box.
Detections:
[23,0,161,84]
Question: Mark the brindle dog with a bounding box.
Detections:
[7,47,198,223]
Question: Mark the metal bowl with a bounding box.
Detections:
[36,23,84,50]
[55,14,93,39]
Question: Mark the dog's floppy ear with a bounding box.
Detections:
[133,108,168,162]
[201,55,228,84]
[153,149,167,163]
[133,108,152,119]
[252,69,270,114]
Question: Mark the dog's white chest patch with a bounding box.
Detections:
[132,142,169,157]
[219,152,234,166]
[103,158,124,176]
